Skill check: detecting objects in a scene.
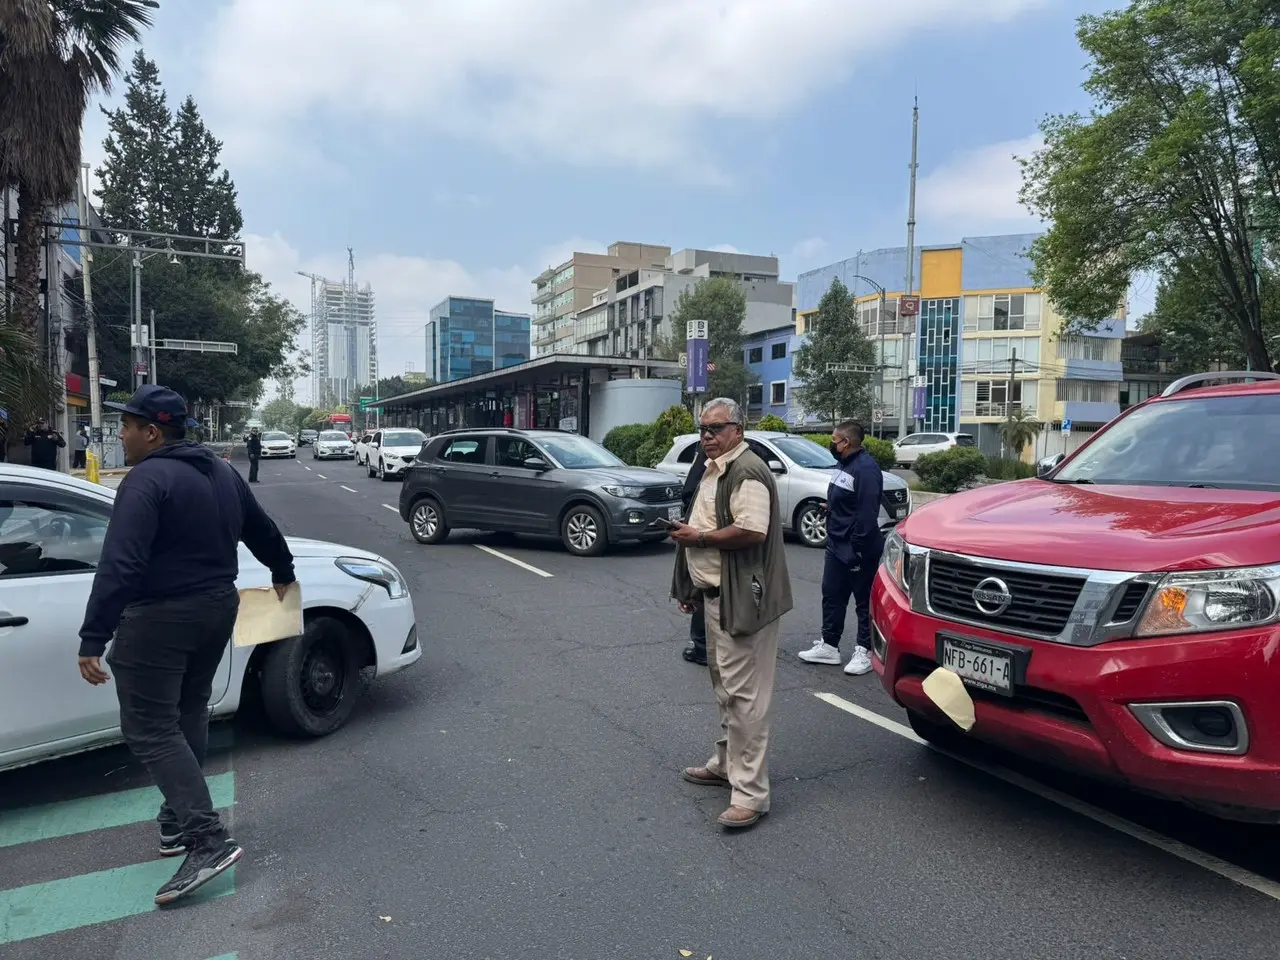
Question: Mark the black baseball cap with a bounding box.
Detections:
[105,385,201,429]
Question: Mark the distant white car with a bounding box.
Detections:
[313,429,355,460]
[892,431,976,467]
[0,465,421,773]
[366,428,427,481]
[354,432,375,466]
[655,431,910,548]
[259,430,297,459]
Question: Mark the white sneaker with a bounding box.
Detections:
[798,640,842,665]
[844,647,873,676]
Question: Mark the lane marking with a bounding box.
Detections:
[205,955,239,960]
[0,773,235,848]
[474,544,554,578]
[340,485,358,494]
[316,474,327,480]
[0,860,235,943]
[382,504,398,513]
[304,466,312,471]
[815,692,1280,903]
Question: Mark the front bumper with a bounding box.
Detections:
[261,448,295,458]
[605,498,684,539]
[358,583,421,678]
[380,457,415,477]
[315,448,354,459]
[873,571,1280,815]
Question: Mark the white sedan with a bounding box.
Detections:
[0,464,421,774]
[366,428,427,481]
[258,430,297,459]
[313,429,356,460]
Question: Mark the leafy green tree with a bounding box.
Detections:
[602,423,653,465]
[792,278,876,423]
[1020,0,1280,371]
[0,319,58,434]
[96,49,172,232]
[0,0,157,334]
[170,95,242,240]
[260,397,297,430]
[636,405,695,468]
[666,276,757,400]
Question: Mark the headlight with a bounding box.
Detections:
[881,530,909,592]
[335,556,408,599]
[602,484,645,498]
[1135,566,1280,637]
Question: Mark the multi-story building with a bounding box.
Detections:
[312,281,377,408]
[425,296,531,384]
[795,233,1128,455]
[743,326,801,421]
[563,247,796,360]
[531,242,672,357]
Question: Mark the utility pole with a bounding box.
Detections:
[131,251,143,390]
[898,97,920,440]
[1006,348,1018,418]
[79,163,103,462]
[150,308,158,384]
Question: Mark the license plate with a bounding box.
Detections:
[893,506,906,519]
[941,636,1014,695]
[667,505,681,521]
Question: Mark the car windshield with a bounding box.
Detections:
[263,432,289,441]
[1053,392,1280,490]
[319,431,348,441]
[538,434,624,469]
[771,436,837,468]
[383,431,425,447]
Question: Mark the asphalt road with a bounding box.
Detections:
[3,451,1280,960]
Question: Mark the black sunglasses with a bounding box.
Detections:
[699,422,736,436]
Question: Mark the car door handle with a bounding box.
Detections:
[489,471,500,478]
[0,615,29,628]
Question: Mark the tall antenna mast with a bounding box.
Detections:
[898,97,920,439]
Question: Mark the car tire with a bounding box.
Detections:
[367,459,377,479]
[561,504,608,557]
[260,615,366,738]
[906,710,967,749]
[794,500,828,548]
[378,459,391,481]
[410,496,449,544]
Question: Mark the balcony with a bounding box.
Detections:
[532,285,554,305]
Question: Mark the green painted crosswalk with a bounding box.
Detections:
[0,773,235,848]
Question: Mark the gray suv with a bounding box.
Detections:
[398,429,684,556]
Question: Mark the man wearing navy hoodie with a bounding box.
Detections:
[76,385,296,906]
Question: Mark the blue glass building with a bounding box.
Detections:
[426,297,531,383]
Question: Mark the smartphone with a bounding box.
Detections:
[656,517,678,529]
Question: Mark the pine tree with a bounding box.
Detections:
[96,50,173,232]
[170,96,242,240]
[792,278,876,423]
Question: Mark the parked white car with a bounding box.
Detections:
[0,465,421,773]
[655,431,910,548]
[313,429,355,460]
[354,432,375,466]
[892,431,976,467]
[259,430,297,459]
[365,428,427,481]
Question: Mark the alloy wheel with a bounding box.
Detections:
[566,511,598,552]
[412,502,438,539]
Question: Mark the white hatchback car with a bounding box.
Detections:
[892,431,977,467]
[258,430,297,459]
[365,428,427,481]
[0,464,421,773]
[655,431,910,548]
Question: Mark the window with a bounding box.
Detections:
[0,497,110,577]
[676,440,701,463]
[963,379,1034,417]
[747,347,763,364]
[1055,380,1119,403]
[747,384,764,406]
[964,293,1041,332]
[1059,336,1117,362]
[770,381,787,405]
[438,438,486,464]
[771,342,787,360]
[495,437,538,468]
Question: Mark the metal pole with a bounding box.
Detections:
[132,253,143,390]
[48,234,71,471]
[898,96,920,440]
[80,164,103,462]
[877,287,886,437]
[150,308,157,384]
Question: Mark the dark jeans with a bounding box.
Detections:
[689,601,707,655]
[821,540,884,649]
[248,456,259,481]
[106,588,240,843]
[73,449,86,469]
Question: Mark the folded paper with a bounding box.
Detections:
[921,667,976,732]
[233,582,303,648]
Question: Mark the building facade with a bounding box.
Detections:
[743,326,801,422]
[795,234,1127,455]
[425,296,531,384]
[312,281,377,408]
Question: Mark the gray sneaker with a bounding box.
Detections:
[154,837,243,906]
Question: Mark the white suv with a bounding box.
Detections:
[892,431,976,467]
[655,431,910,548]
[366,428,428,481]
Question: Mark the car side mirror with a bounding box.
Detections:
[523,457,551,471]
[1036,453,1064,478]
[767,459,786,474]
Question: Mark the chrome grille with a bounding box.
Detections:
[927,554,1086,635]
[883,488,909,506]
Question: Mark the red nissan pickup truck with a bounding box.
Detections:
[873,371,1280,822]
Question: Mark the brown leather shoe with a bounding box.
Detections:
[718,805,764,829]
[682,766,730,786]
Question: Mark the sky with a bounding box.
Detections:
[80,0,1141,404]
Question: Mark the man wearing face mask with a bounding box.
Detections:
[797,419,883,676]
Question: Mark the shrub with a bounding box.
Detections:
[983,456,1036,481]
[755,413,789,432]
[602,423,653,466]
[800,432,895,471]
[913,446,987,493]
[635,404,695,467]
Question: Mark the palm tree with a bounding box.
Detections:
[0,319,57,443]
[998,407,1044,459]
[0,0,157,335]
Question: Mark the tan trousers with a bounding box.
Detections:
[702,596,780,812]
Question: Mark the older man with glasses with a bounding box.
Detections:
[668,398,793,830]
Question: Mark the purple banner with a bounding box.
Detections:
[912,386,928,420]
[687,338,709,393]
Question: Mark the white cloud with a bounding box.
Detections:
[917,134,1044,228]
[202,0,1046,177]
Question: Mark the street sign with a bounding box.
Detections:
[912,386,928,420]
[358,396,373,411]
[686,319,709,341]
[97,376,117,387]
[678,352,688,368]
[686,317,709,393]
[133,361,148,375]
[706,361,717,373]
[913,375,927,388]
[899,296,921,317]
[872,408,884,423]
[1062,417,1072,438]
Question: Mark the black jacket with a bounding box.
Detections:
[78,442,296,657]
[247,433,262,458]
[825,447,884,564]
[24,428,65,469]
[681,448,708,519]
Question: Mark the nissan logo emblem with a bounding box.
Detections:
[666,487,676,498]
[971,576,1013,616]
